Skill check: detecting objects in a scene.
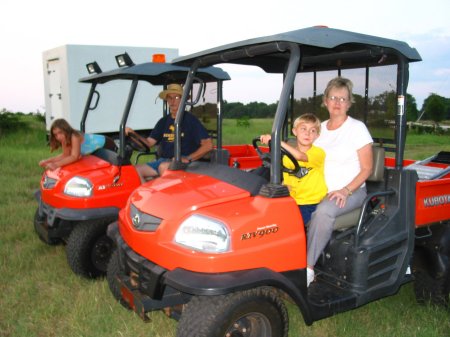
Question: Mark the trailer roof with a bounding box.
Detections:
[79,62,230,84]
[173,26,422,72]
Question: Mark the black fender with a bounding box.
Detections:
[164,267,313,325]
[39,198,119,226]
[110,221,313,325]
[107,220,119,239]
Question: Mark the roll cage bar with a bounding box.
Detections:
[77,62,230,160]
[172,26,422,185]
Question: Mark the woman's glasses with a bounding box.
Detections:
[327,96,348,103]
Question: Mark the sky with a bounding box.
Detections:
[1,0,450,113]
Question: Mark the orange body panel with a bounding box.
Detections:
[385,156,450,227]
[223,144,268,169]
[119,170,306,273]
[40,155,142,209]
[415,178,450,226]
[39,146,266,211]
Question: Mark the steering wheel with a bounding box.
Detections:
[252,137,301,175]
[127,132,150,153]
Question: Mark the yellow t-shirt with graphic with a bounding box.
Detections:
[282,145,327,205]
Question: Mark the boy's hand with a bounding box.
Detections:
[260,134,271,145]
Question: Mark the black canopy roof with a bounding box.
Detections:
[79,62,230,84]
[173,26,422,73]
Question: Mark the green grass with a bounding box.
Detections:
[0,116,449,337]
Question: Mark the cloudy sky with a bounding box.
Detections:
[1,0,449,113]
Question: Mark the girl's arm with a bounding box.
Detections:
[45,134,82,170]
[39,153,65,167]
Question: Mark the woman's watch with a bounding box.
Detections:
[187,156,193,163]
[344,186,352,195]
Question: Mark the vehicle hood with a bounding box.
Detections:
[130,170,251,221]
[45,155,112,181]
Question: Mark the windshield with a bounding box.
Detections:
[190,82,220,137]
[292,64,398,147]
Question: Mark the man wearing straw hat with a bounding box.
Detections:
[126,83,213,182]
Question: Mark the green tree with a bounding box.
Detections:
[0,109,28,136]
[370,91,396,120]
[370,91,418,122]
[405,93,419,122]
[444,97,450,119]
[422,93,447,125]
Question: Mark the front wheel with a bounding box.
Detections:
[106,250,131,309]
[176,287,289,337]
[66,219,115,278]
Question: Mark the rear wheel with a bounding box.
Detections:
[66,219,115,278]
[176,287,289,337]
[414,261,450,309]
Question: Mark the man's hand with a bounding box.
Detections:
[125,127,134,136]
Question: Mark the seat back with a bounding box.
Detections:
[333,146,385,231]
[368,146,385,182]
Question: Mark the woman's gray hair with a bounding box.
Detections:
[323,77,355,104]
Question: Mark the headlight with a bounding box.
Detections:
[64,176,93,197]
[175,214,230,253]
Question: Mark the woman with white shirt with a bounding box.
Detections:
[306,77,373,286]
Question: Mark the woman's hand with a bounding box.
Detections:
[328,188,351,208]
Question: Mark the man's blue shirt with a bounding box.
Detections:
[150,112,209,158]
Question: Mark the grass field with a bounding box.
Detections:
[220,118,450,160]
[0,115,449,337]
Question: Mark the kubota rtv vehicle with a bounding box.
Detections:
[108,27,450,336]
[34,57,233,278]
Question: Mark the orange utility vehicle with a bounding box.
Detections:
[107,27,450,336]
[34,57,234,278]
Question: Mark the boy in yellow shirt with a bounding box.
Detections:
[260,113,327,224]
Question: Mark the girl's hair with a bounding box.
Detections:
[323,76,355,104]
[293,113,321,133]
[49,119,80,152]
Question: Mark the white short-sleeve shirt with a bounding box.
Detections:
[314,116,373,191]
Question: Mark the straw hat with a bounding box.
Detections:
[158,83,183,100]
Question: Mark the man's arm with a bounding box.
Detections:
[183,138,213,162]
[126,127,157,148]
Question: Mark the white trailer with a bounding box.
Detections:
[42,44,178,135]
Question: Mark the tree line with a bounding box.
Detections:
[223,92,450,125]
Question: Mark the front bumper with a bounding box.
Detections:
[34,190,119,242]
[109,222,308,321]
[110,222,190,321]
